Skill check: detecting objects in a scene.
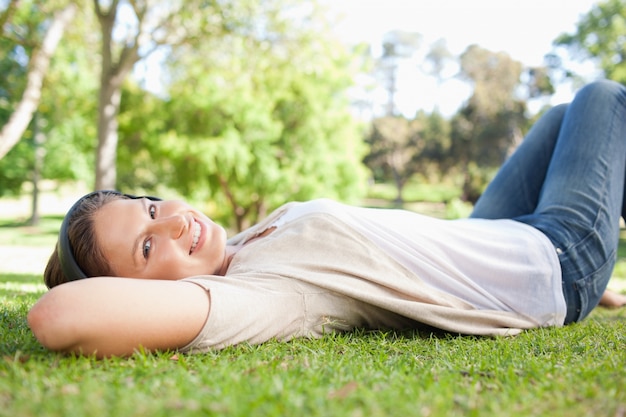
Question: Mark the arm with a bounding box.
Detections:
[27,277,209,358]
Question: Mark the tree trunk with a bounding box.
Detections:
[95,81,122,190]
[93,0,141,190]
[0,3,76,159]
[391,168,404,207]
[29,114,46,226]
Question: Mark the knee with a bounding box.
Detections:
[548,103,568,118]
[578,79,626,103]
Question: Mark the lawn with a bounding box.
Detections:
[0,201,625,417]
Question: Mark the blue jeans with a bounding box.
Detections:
[470,80,626,324]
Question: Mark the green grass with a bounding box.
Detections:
[1,273,624,417]
[0,215,63,247]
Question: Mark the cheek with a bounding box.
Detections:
[151,250,189,280]
[202,225,227,262]
[100,241,130,277]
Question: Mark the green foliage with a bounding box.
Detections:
[0,0,96,192]
[412,110,452,179]
[555,0,626,84]
[365,117,421,192]
[444,197,474,219]
[41,9,99,184]
[117,82,171,192]
[0,0,40,195]
[524,66,556,99]
[0,139,33,196]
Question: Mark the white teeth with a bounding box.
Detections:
[190,222,201,254]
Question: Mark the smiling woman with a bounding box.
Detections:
[28,80,626,358]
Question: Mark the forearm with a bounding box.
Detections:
[28,277,210,358]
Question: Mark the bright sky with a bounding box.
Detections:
[323,0,601,117]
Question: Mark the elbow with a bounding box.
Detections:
[28,289,78,353]
[28,299,56,351]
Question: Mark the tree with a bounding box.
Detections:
[553,0,626,84]
[364,116,421,204]
[364,111,451,205]
[0,0,76,160]
[524,66,555,100]
[423,38,455,86]
[92,0,242,190]
[377,30,422,116]
[451,45,527,202]
[413,109,451,181]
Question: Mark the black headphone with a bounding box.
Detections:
[58,190,162,282]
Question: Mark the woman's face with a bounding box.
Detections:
[92,198,228,280]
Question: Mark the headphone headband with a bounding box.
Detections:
[58,190,161,282]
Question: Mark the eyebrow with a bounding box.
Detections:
[130,198,148,268]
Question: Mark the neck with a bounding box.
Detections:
[216,227,276,275]
[216,245,240,276]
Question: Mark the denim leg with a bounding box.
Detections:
[513,80,626,323]
[471,104,568,219]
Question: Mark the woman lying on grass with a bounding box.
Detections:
[29,80,626,358]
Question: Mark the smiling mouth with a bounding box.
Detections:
[190,221,201,254]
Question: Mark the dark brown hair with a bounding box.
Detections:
[44,192,126,288]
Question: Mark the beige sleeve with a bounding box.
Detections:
[178,275,312,352]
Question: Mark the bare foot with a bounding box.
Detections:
[599,289,626,308]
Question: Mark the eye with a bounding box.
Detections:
[149,204,156,219]
[143,238,152,259]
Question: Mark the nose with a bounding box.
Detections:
[152,214,187,239]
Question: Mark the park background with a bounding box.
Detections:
[0,0,625,416]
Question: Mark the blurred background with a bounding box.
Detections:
[0,0,622,235]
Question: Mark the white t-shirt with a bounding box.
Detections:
[181,199,566,352]
[270,199,566,326]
